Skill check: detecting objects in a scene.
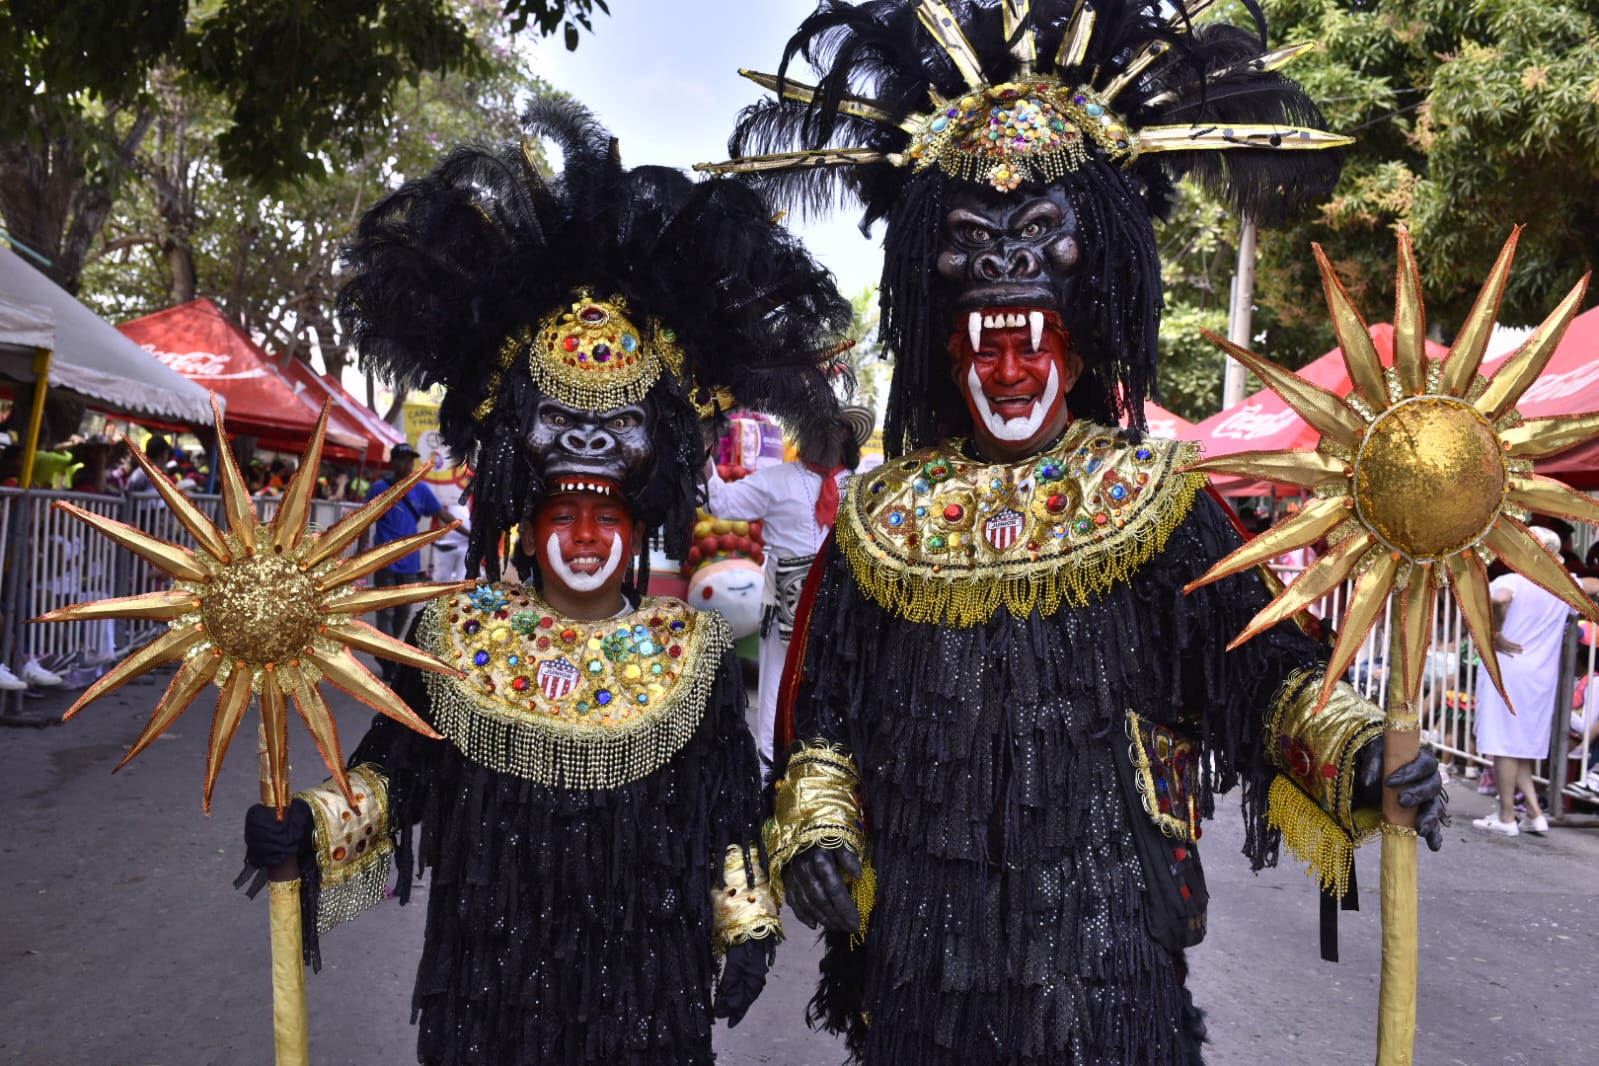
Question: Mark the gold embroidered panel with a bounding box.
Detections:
[419,587,732,788]
[835,423,1202,625]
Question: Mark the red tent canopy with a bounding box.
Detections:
[278,356,402,465]
[117,299,367,455]
[1189,323,1450,495]
[1140,400,1195,440]
[306,367,408,460]
[1480,304,1599,488]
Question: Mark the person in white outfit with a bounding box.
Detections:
[1473,525,1571,836]
[704,405,874,769]
[430,475,474,585]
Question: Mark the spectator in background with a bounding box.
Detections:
[702,406,872,768]
[365,442,441,642]
[1472,526,1571,837]
[125,435,173,493]
[430,473,473,584]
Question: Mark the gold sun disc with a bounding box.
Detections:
[201,540,323,664]
[1353,396,1506,560]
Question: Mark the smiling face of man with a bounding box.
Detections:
[949,309,1083,462]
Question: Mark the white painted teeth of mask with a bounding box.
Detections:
[970,311,1042,350]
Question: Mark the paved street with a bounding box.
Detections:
[3,668,1598,1066]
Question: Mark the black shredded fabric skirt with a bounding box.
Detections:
[789,492,1326,1064]
[354,647,761,1066]
[813,738,1205,1065]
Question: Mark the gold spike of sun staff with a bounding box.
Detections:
[1181,226,1599,1065]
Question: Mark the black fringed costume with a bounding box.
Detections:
[342,592,763,1066]
[275,100,850,1065]
[707,4,1397,1063]
[774,427,1385,1064]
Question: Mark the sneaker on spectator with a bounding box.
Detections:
[1472,814,1519,836]
[20,660,63,687]
[0,664,27,691]
[1477,767,1497,796]
[1464,765,1481,780]
[1522,814,1549,835]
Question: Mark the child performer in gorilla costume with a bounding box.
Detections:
[243,101,851,1066]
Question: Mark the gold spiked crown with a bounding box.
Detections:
[699,1,1350,192]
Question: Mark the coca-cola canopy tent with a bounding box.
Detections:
[1479,304,1599,488]
[277,356,399,465]
[1189,323,1450,495]
[280,357,406,464]
[118,299,364,455]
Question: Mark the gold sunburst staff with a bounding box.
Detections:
[36,396,466,1066]
[1184,227,1599,1065]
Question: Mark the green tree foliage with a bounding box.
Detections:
[0,0,599,292]
[76,9,550,383]
[1155,182,1235,421]
[840,286,893,417]
[1255,0,1599,349]
[1154,0,1599,421]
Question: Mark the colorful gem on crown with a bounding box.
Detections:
[904,81,1134,191]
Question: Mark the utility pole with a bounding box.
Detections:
[1223,216,1257,410]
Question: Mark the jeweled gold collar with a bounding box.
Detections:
[419,586,731,788]
[836,422,1201,626]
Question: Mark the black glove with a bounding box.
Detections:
[243,798,315,871]
[1355,740,1447,852]
[711,940,771,1027]
[784,846,861,933]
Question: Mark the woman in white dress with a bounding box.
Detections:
[1473,526,1571,836]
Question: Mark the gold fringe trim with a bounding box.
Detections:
[420,602,733,789]
[838,452,1203,628]
[765,740,867,898]
[849,847,877,949]
[1266,774,1380,897]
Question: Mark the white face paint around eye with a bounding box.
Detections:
[543,529,624,592]
[965,361,1061,441]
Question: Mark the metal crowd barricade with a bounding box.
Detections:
[19,489,125,664]
[0,489,372,674]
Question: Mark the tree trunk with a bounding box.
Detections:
[165,240,198,304]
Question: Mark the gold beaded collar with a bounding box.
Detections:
[419,586,731,788]
[835,422,1202,627]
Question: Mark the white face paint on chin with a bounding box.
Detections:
[966,362,1061,441]
[543,530,625,592]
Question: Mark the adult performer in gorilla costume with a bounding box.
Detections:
[701,2,1446,1063]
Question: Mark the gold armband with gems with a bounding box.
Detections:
[296,764,393,935]
[764,739,867,898]
[1263,669,1384,895]
[712,844,782,954]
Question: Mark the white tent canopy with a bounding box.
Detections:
[0,245,214,425]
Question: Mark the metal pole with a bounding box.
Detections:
[1549,615,1580,823]
[18,347,53,489]
[1375,606,1420,1066]
[1223,217,1258,410]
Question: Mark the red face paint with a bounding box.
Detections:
[530,488,635,598]
[948,307,1081,461]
